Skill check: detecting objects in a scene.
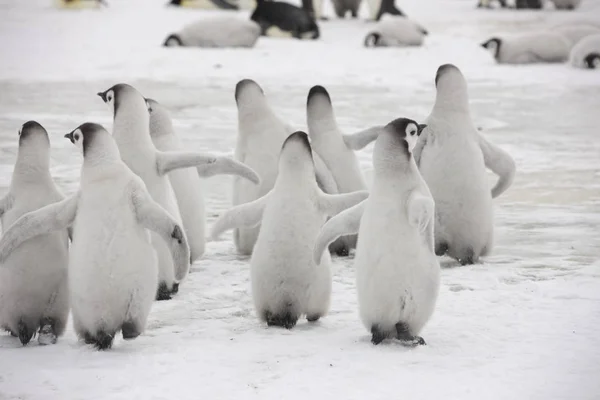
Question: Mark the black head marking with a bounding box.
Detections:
[171,225,183,244]
[481,37,501,59]
[234,79,263,102]
[584,52,600,69]
[18,120,48,144]
[282,131,313,154]
[384,117,423,155]
[163,34,183,47]
[97,83,135,114]
[169,0,182,5]
[65,122,105,156]
[435,63,459,86]
[307,85,330,105]
[364,32,381,47]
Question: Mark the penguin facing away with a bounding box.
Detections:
[365,0,405,21]
[549,0,581,10]
[211,131,369,329]
[98,83,258,300]
[0,123,190,350]
[306,85,372,252]
[569,33,600,69]
[481,32,571,64]
[163,17,261,48]
[0,121,70,347]
[364,15,428,47]
[313,118,439,346]
[147,98,260,263]
[232,78,347,256]
[413,64,516,265]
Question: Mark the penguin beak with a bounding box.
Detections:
[417,124,427,135]
[64,132,75,144]
[97,91,107,102]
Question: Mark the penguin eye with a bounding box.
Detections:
[74,134,80,141]
[410,130,416,136]
[107,95,112,102]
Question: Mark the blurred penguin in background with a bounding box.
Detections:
[515,0,543,8]
[251,0,320,39]
[60,0,108,7]
[167,0,239,9]
[477,0,508,8]
[303,0,405,21]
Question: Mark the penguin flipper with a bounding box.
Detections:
[342,125,385,150]
[131,183,190,281]
[313,199,367,264]
[0,193,14,218]
[317,190,369,217]
[196,156,260,184]
[477,133,516,198]
[407,191,435,252]
[155,150,218,176]
[0,194,79,264]
[210,191,271,240]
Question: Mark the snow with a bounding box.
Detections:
[1,0,600,399]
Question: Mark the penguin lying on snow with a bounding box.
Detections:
[481,31,571,64]
[251,0,320,40]
[167,0,238,9]
[163,18,262,48]
[569,33,600,69]
[57,0,107,8]
[364,15,428,47]
[549,0,581,10]
[553,24,600,48]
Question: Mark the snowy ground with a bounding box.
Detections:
[1,0,600,399]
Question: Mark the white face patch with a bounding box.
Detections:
[485,41,498,56]
[71,128,84,153]
[165,37,180,47]
[404,122,418,152]
[593,57,600,69]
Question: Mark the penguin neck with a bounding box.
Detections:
[274,159,318,192]
[431,85,471,117]
[83,147,122,169]
[112,106,156,154]
[372,136,417,182]
[11,149,52,187]
[237,99,272,123]
[307,103,338,143]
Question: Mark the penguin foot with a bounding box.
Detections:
[395,322,426,346]
[38,324,57,346]
[156,282,173,301]
[9,331,17,337]
[306,314,321,322]
[121,321,141,340]
[371,325,388,345]
[435,242,449,257]
[171,282,180,295]
[92,331,114,351]
[457,248,476,265]
[266,311,297,330]
[17,320,34,346]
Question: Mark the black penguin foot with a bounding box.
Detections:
[121,321,141,340]
[171,282,180,295]
[93,331,114,350]
[457,248,476,266]
[395,322,426,346]
[435,242,449,257]
[266,311,297,330]
[156,282,173,301]
[371,325,388,345]
[17,320,34,346]
[10,331,17,337]
[307,314,321,322]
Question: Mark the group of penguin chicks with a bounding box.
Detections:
[0,63,516,350]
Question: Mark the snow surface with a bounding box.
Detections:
[1,0,600,399]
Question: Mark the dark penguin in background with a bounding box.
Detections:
[364,0,406,21]
[168,0,239,10]
[251,0,320,40]
[302,0,362,19]
[515,0,542,8]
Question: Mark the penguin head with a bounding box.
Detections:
[18,120,50,149]
[163,34,183,47]
[146,98,173,138]
[364,32,381,47]
[97,83,150,119]
[65,122,118,159]
[235,79,265,108]
[306,85,334,127]
[433,63,469,109]
[481,37,501,60]
[385,118,426,154]
[373,117,425,171]
[584,52,600,69]
[279,131,314,170]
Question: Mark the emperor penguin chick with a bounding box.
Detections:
[232,78,347,256]
[413,64,516,265]
[0,121,69,346]
[211,131,368,329]
[0,123,190,350]
[147,98,260,263]
[313,118,439,346]
[98,83,258,300]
